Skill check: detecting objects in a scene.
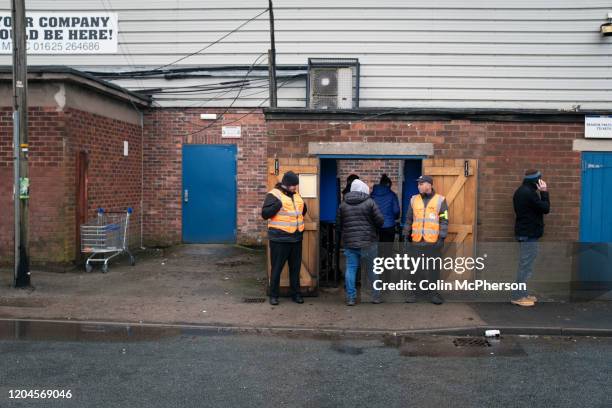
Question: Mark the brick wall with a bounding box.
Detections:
[142,108,267,246]
[336,159,402,195]
[64,108,143,260]
[2,108,582,266]
[267,119,583,242]
[0,106,143,266]
[0,107,67,265]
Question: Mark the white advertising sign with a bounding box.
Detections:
[0,12,118,54]
[585,115,612,139]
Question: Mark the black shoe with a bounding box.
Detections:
[431,292,444,305]
[292,295,304,304]
[269,297,279,306]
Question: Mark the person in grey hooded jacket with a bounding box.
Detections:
[336,179,385,305]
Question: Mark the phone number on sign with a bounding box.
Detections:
[9,389,72,399]
[26,41,101,52]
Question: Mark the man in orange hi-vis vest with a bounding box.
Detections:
[403,175,449,305]
[261,171,307,306]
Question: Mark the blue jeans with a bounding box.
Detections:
[344,244,379,301]
[512,236,539,300]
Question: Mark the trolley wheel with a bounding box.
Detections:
[102,264,109,273]
[85,263,93,273]
[130,255,136,266]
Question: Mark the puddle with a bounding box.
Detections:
[330,342,365,355]
[0,320,180,342]
[0,319,527,358]
[382,334,527,357]
[0,320,239,343]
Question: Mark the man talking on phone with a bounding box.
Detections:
[511,169,551,307]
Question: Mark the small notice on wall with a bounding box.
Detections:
[222,126,241,138]
[585,115,612,139]
[0,12,118,54]
[298,174,317,198]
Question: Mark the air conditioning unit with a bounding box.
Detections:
[307,58,359,110]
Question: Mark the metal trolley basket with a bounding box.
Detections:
[80,208,135,273]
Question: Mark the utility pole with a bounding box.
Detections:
[267,0,277,108]
[12,0,31,288]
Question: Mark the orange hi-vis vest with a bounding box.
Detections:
[411,193,445,243]
[268,188,305,233]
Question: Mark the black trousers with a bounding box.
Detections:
[409,243,442,294]
[378,226,396,243]
[378,226,396,263]
[269,240,302,298]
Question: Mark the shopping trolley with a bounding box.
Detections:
[80,208,135,273]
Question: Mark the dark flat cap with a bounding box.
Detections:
[416,175,434,184]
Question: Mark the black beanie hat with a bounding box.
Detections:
[282,171,299,187]
[380,174,392,187]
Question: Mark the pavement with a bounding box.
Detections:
[0,244,611,336]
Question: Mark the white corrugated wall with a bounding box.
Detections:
[0,0,611,109]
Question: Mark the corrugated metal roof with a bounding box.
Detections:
[0,0,610,109]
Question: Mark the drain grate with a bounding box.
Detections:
[242,297,266,303]
[453,337,491,347]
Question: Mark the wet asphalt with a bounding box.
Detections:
[0,320,611,408]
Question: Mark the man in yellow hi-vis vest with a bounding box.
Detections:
[403,175,449,305]
[261,171,307,306]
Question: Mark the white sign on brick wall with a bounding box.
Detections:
[585,115,612,139]
[0,12,118,54]
[221,126,241,138]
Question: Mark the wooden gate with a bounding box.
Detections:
[266,158,319,295]
[422,158,478,280]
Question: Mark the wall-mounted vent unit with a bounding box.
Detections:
[307,58,359,110]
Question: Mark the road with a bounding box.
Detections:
[1,322,611,407]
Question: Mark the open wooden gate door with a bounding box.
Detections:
[266,158,319,295]
[422,159,478,280]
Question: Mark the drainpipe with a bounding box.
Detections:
[140,110,145,250]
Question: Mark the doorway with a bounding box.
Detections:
[318,157,423,286]
[75,151,89,262]
[577,151,612,293]
[182,145,237,243]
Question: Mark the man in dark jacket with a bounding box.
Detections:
[336,179,385,306]
[404,175,449,305]
[261,171,307,306]
[511,169,550,307]
[371,174,401,243]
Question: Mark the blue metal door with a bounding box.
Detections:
[580,152,612,242]
[182,145,237,243]
[578,152,612,293]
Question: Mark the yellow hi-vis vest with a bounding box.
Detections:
[411,193,444,243]
[268,188,305,233]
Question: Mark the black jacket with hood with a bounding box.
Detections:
[261,183,308,243]
[336,191,385,248]
[513,180,550,238]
